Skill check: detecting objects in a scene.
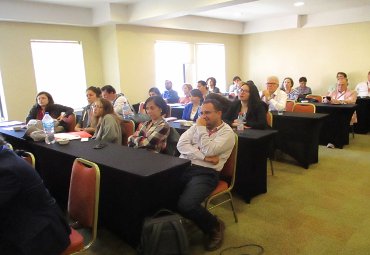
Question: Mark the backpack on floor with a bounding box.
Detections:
[138,209,189,255]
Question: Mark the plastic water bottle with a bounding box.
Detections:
[237,113,245,131]
[122,102,132,120]
[42,112,55,144]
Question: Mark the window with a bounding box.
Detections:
[30,40,87,109]
[0,71,7,121]
[155,41,226,96]
[155,41,193,95]
[196,43,226,92]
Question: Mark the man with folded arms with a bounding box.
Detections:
[176,99,235,251]
[260,76,287,111]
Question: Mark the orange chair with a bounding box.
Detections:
[61,158,100,255]
[62,113,77,132]
[285,100,295,112]
[120,119,135,146]
[306,94,323,103]
[293,103,316,113]
[205,134,238,223]
[266,112,274,176]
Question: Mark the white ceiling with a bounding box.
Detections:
[2,0,370,34]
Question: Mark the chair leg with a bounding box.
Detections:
[228,193,238,223]
[269,158,274,176]
[351,125,355,139]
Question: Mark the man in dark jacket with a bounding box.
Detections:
[0,135,70,255]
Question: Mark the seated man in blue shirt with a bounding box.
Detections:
[177,99,235,251]
[162,80,180,103]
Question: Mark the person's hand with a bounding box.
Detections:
[196,117,206,126]
[204,156,219,165]
[231,119,239,127]
[262,90,270,98]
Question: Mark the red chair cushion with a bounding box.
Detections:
[61,227,84,255]
[210,180,229,196]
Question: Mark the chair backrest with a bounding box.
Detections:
[220,134,238,189]
[266,111,273,127]
[293,103,316,113]
[163,127,180,156]
[62,113,76,132]
[306,94,323,103]
[22,151,36,168]
[285,100,295,112]
[68,158,100,247]
[120,119,135,146]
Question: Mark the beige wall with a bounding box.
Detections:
[241,21,370,95]
[0,22,103,120]
[115,25,241,104]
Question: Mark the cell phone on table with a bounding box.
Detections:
[326,96,331,101]
[93,143,107,149]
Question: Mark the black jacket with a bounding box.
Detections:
[0,148,70,255]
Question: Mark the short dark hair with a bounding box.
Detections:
[336,72,347,78]
[190,89,203,101]
[36,91,54,105]
[86,86,102,97]
[233,76,241,82]
[101,85,116,94]
[197,80,207,87]
[148,87,161,96]
[299,77,307,82]
[144,96,168,115]
[203,99,223,112]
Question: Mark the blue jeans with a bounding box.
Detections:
[177,165,219,234]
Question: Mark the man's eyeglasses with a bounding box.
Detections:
[238,89,249,94]
[199,110,217,116]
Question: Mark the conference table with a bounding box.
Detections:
[271,111,328,169]
[0,126,190,247]
[169,121,278,203]
[354,97,370,134]
[313,103,357,149]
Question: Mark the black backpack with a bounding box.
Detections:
[138,209,189,255]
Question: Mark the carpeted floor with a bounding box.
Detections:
[84,133,370,255]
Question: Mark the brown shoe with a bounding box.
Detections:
[205,219,225,251]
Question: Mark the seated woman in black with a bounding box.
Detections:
[225,82,267,130]
[26,91,74,132]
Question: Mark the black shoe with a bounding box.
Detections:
[205,219,225,251]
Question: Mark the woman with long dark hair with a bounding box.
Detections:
[225,82,267,129]
[74,86,101,134]
[92,98,122,144]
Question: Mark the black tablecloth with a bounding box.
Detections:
[169,122,277,203]
[354,97,370,134]
[0,127,190,247]
[170,106,185,119]
[313,103,357,149]
[271,111,327,169]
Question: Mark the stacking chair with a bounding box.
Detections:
[285,100,295,112]
[61,158,100,255]
[120,119,135,146]
[306,94,323,103]
[62,113,77,132]
[205,134,238,223]
[21,151,36,168]
[266,112,274,176]
[293,103,316,113]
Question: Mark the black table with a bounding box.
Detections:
[169,122,277,203]
[313,103,357,149]
[354,97,370,134]
[271,111,328,169]
[0,127,190,247]
[169,105,185,119]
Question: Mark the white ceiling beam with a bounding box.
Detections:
[0,0,91,26]
[127,0,258,23]
[243,15,301,34]
[146,15,244,34]
[93,3,129,25]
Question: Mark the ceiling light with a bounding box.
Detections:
[294,2,305,7]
